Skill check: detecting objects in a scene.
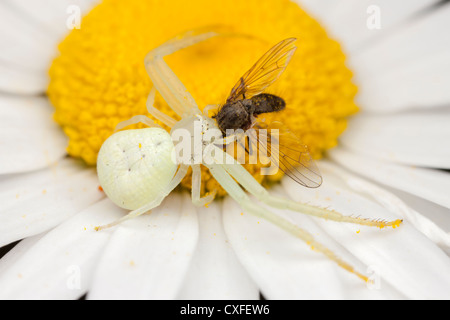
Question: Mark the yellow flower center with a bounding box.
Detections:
[48,0,358,196]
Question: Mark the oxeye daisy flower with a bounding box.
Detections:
[0,0,450,300]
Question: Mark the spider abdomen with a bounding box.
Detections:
[97,128,177,210]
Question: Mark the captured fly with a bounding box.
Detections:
[214,38,296,133]
[213,38,323,188]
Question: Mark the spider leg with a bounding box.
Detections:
[205,161,370,282]
[211,132,248,165]
[114,87,176,131]
[145,30,219,117]
[146,86,177,128]
[203,104,220,117]
[212,146,402,229]
[95,164,189,231]
[213,130,248,146]
[191,164,216,207]
[212,134,236,147]
[114,115,162,132]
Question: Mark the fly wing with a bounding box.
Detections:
[226,38,297,103]
[249,121,323,188]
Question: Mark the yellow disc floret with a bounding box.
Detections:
[48,0,358,196]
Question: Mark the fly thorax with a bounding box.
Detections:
[217,101,251,131]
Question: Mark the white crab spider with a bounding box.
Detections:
[96,30,402,282]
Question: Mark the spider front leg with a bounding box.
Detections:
[144,31,219,117]
[117,29,214,130]
[213,131,257,165]
[203,104,220,117]
[145,87,177,128]
[213,146,402,229]
[204,161,370,282]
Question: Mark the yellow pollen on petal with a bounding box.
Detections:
[377,219,403,229]
[47,0,358,196]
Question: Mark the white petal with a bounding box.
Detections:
[0,2,57,73]
[324,155,450,250]
[177,200,259,300]
[330,148,450,210]
[0,0,97,94]
[386,188,450,237]
[282,161,450,299]
[339,111,450,168]
[351,4,450,112]
[87,193,199,300]
[0,64,48,95]
[222,192,402,299]
[0,234,45,275]
[355,49,450,113]
[0,95,68,174]
[5,0,98,38]
[0,159,104,247]
[296,0,435,53]
[0,199,125,300]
